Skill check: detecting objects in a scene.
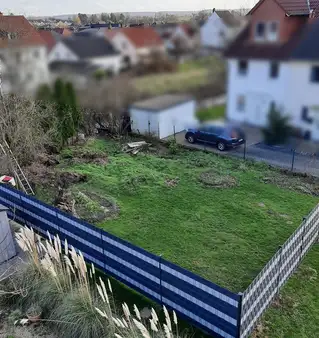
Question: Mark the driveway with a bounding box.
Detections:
[171,129,319,177]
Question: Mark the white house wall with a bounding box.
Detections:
[89,55,122,74]
[111,32,138,65]
[201,12,227,48]
[227,58,319,141]
[158,101,196,139]
[0,45,49,95]
[48,42,78,63]
[227,59,289,127]
[288,61,319,140]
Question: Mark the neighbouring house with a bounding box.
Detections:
[48,35,122,75]
[105,27,165,66]
[224,0,319,141]
[201,8,245,50]
[130,94,196,139]
[38,30,60,53]
[155,23,200,52]
[0,13,49,95]
[53,27,72,36]
[49,60,103,88]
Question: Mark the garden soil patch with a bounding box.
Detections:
[199,171,238,188]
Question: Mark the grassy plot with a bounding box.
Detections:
[133,56,224,96]
[196,105,226,122]
[260,246,319,338]
[56,138,317,294]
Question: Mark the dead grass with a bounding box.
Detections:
[199,171,238,188]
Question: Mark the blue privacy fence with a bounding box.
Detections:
[0,184,241,338]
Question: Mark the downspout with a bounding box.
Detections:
[306,0,311,14]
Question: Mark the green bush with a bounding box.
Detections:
[262,106,292,145]
[196,105,225,122]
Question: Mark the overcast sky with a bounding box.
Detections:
[2,0,258,16]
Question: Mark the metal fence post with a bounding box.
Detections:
[148,120,151,136]
[236,292,243,338]
[291,149,295,172]
[299,217,307,263]
[159,254,163,305]
[158,122,160,139]
[243,141,247,160]
[276,245,283,295]
[173,125,176,141]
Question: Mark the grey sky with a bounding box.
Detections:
[2,0,257,16]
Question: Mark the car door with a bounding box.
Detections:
[197,126,211,141]
[206,126,221,144]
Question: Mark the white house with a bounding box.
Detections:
[49,35,122,74]
[0,13,49,95]
[130,94,196,139]
[224,0,319,141]
[201,9,245,49]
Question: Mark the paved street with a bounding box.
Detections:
[171,130,319,177]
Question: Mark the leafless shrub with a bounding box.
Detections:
[0,94,58,166]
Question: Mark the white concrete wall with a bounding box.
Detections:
[111,32,138,66]
[48,42,78,63]
[130,100,196,139]
[158,100,196,139]
[226,59,289,127]
[201,12,228,48]
[89,55,122,74]
[130,108,160,137]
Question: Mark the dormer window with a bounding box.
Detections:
[267,21,279,41]
[255,22,266,40]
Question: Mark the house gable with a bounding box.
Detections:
[49,41,78,63]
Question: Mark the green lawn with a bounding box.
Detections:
[133,56,225,96]
[196,105,226,122]
[52,138,317,295]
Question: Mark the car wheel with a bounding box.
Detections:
[187,135,195,144]
[217,142,226,151]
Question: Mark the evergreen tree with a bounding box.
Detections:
[262,105,292,145]
[65,82,81,131]
[53,79,75,146]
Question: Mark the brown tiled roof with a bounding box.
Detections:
[248,0,319,15]
[224,23,308,60]
[38,30,57,51]
[0,15,45,48]
[117,27,163,48]
[216,10,242,27]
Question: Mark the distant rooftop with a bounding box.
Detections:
[130,94,194,112]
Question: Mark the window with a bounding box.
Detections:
[310,66,319,83]
[238,60,248,75]
[301,107,313,124]
[268,21,279,41]
[270,62,279,78]
[34,50,39,58]
[255,22,265,40]
[237,95,245,112]
[26,73,33,81]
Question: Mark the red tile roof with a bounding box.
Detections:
[249,0,319,15]
[110,27,163,48]
[53,28,72,36]
[0,15,45,48]
[38,30,57,51]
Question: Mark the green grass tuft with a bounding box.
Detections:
[196,105,226,122]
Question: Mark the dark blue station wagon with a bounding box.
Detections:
[185,124,246,151]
